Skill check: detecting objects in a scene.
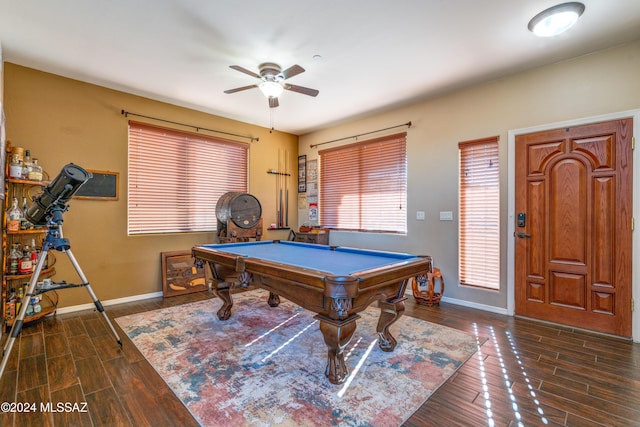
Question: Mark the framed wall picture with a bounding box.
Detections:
[298,155,306,193]
[161,251,209,297]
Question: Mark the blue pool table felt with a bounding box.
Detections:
[199,240,418,277]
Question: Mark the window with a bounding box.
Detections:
[458,136,500,289]
[319,133,407,233]
[128,122,248,235]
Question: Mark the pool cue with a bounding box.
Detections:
[277,151,280,228]
[285,150,289,227]
[276,150,280,228]
[278,150,283,228]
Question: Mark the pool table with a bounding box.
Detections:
[192,240,431,384]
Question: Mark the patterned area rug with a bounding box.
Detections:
[116,290,478,427]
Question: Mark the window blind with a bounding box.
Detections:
[458,136,500,289]
[128,121,248,235]
[319,133,407,233]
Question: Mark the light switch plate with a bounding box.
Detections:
[416,211,425,220]
[439,211,453,221]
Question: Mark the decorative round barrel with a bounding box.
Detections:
[215,192,262,229]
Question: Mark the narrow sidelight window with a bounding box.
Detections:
[459,136,500,289]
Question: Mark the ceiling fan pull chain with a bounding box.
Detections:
[270,109,275,133]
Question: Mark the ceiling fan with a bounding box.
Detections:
[224,63,319,108]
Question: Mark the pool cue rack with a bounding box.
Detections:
[267,149,291,230]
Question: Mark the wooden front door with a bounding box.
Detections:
[515,118,633,337]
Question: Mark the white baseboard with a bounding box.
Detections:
[406,288,508,315]
[55,291,164,315]
[439,296,509,315]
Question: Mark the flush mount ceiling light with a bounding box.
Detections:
[528,2,585,37]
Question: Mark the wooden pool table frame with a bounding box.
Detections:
[192,241,431,384]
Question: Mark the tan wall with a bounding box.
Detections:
[3,63,298,307]
[299,40,640,310]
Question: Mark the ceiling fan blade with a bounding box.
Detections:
[269,97,279,108]
[280,64,305,80]
[230,65,260,79]
[283,83,319,97]
[224,84,258,94]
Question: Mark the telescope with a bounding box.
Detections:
[26,163,92,225]
[0,162,122,381]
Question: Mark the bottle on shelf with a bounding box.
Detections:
[10,144,24,163]
[28,159,43,181]
[19,245,33,275]
[27,295,41,315]
[33,298,42,314]
[16,285,25,314]
[7,197,23,232]
[20,197,32,230]
[9,154,23,179]
[8,244,21,275]
[30,239,38,272]
[5,288,17,319]
[21,149,33,180]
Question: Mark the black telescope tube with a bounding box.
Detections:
[26,163,92,225]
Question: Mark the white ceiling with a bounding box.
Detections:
[1,1,640,135]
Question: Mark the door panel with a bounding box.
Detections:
[549,158,587,264]
[515,118,633,337]
[527,181,545,278]
[549,271,585,308]
[593,176,615,286]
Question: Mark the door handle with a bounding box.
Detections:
[517,232,531,238]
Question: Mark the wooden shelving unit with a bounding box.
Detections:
[2,171,57,329]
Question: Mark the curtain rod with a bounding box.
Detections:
[310,121,411,149]
[121,110,259,142]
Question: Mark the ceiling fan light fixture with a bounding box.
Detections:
[225,63,317,108]
[259,81,283,98]
[528,2,585,37]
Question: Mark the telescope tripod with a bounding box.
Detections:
[0,215,122,380]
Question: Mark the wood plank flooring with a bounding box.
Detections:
[1,290,638,426]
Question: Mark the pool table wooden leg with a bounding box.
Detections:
[316,314,360,384]
[376,297,407,351]
[213,282,233,321]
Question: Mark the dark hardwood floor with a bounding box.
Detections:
[1,290,638,426]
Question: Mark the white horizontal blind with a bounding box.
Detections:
[319,133,407,233]
[128,121,248,234]
[458,137,500,289]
